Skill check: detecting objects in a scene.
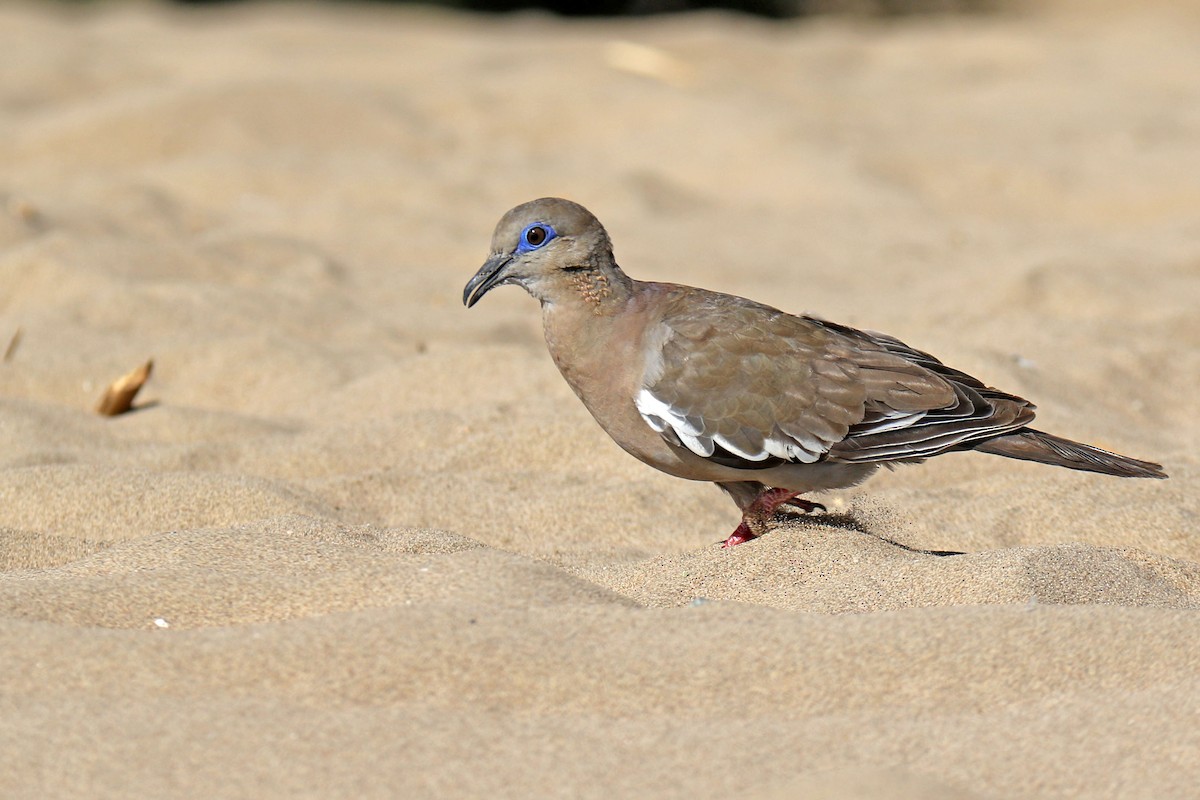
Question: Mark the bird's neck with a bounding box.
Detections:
[558,262,634,315]
[540,275,648,405]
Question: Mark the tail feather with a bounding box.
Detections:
[973,428,1167,479]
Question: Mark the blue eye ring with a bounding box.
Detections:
[516,223,557,254]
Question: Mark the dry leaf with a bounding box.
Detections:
[96,359,153,416]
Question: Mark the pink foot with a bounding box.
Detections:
[720,521,755,548]
[777,497,827,516]
[719,488,825,548]
[755,487,803,516]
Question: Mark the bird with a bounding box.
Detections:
[463,197,1167,547]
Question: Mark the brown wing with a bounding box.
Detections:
[636,286,1034,469]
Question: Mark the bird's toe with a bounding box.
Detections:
[719,521,757,548]
[777,499,827,517]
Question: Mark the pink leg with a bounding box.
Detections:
[720,487,825,548]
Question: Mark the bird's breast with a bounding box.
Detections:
[540,299,684,469]
[542,301,644,410]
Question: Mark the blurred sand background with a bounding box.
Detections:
[1,1,1199,797]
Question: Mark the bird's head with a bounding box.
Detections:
[463,197,624,309]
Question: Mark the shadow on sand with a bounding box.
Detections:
[779,510,967,557]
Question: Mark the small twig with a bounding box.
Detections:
[3,327,21,363]
[96,359,153,416]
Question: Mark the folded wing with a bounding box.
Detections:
[636,288,1034,470]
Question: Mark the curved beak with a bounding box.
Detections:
[462,253,513,308]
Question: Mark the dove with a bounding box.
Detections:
[463,198,1166,547]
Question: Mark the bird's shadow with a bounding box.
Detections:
[777,510,966,557]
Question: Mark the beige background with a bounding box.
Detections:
[1,2,1198,797]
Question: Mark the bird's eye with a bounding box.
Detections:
[517,223,556,253]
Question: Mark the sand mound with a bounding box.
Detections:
[581,518,1200,612]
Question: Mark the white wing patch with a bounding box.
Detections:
[853,408,928,435]
[635,390,716,457]
[635,389,825,464]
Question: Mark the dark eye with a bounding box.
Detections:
[516,222,557,254]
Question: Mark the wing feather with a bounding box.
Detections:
[636,286,1035,470]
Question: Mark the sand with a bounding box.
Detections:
[1,2,1198,797]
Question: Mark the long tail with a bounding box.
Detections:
[972,428,1167,479]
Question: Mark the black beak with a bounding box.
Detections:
[462,253,513,308]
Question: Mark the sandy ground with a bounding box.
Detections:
[1,2,1198,797]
